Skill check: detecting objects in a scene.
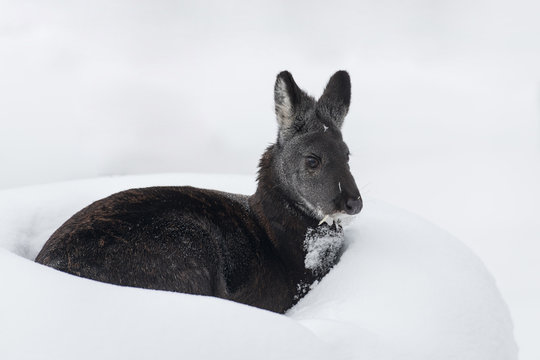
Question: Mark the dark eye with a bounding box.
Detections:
[305,156,320,169]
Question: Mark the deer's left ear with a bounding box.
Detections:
[317,71,351,129]
[274,71,302,132]
[275,71,310,143]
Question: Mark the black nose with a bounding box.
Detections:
[345,196,362,215]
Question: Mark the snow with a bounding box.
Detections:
[303,225,344,274]
[0,174,517,360]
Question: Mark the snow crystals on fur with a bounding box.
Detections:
[304,223,344,276]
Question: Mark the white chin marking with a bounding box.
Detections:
[318,215,334,226]
[318,212,355,227]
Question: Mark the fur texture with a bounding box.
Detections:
[35,71,362,313]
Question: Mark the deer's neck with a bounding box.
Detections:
[248,146,319,279]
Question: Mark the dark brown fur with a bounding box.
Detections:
[35,71,361,313]
[36,147,326,312]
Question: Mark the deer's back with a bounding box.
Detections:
[35,186,293,311]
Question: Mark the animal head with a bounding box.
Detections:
[272,70,362,221]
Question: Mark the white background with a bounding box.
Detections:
[1,1,538,358]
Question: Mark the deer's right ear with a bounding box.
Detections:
[317,71,351,129]
[274,71,302,141]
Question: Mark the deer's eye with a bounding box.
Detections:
[305,156,320,169]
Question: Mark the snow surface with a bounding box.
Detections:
[1,2,539,357]
[0,174,517,360]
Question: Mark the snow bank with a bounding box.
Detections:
[0,174,517,360]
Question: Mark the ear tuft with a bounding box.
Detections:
[317,70,351,129]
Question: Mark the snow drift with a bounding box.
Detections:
[0,174,517,360]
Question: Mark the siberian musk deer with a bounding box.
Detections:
[36,71,362,313]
